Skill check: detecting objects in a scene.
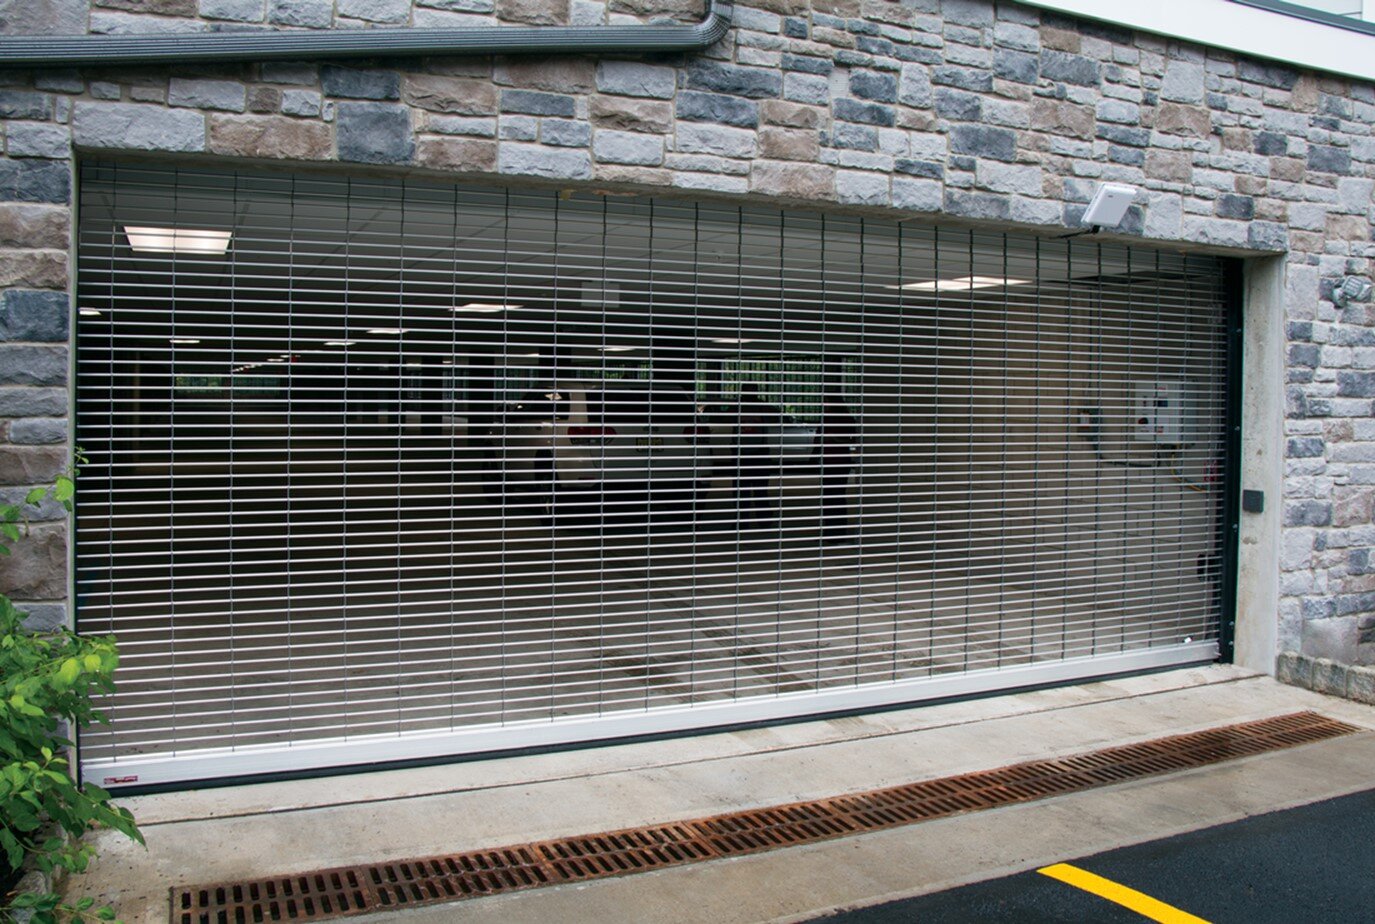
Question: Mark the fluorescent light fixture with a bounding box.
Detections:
[168,338,201,345]
[79,307,102,318]
[520,352,541,357]
[600,345,636,352]
[367,328,405,336]
[324,340,356,347]
[544,392,563,401]
[1082,182,1137,228]
[267,357,285,363]
[712,337,757,345]
[125,226,232,255]
[453,303,519,313]
[892,275,1034,292]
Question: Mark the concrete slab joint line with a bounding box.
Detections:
[168,712,1359,923]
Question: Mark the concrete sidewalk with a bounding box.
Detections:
[70,665,1375,923]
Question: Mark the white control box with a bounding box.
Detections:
[1132,379,1192,445]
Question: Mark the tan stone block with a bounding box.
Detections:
[1155,102,1213,138]
[1271,157,1306,182]
[759,127,819,161]
[415,137,497,172]
[0,251,66,289]
[589,96,672,133]
[895,108,937,131]
[1290,75,1320,112]
[493,58,596,94]
[404,76,498,115]
[208,115,332,160]
[1255,200,1286,222]
[1236,175,1268,195]
[1041,27,1081,53]
[750,161,835,201]
[248,86,282,114]
[498,0,570,25]
[0,205,69,250]
[1030,98,1094,140]
[0,446,66,487]
[593,164,672,186]
[1327,214,1369,241]
[1143,150,1191,183]
[1290,230,1324,252]
[760,100,823,129]
[1333,486,1375,528]
[1221,127,1251,151]
[1325,419,1354,442]
[0,522,66,600]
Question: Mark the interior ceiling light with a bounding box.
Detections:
[891,275,1034,292]
[453,303,519,313]
[712,337,757,345]
[325,340,356,347]
[367,328,405,336]
[600,345,636,352]
[168,338,201,345]
[79,307,102,318]
[267,357,285,363]
[125,226,232,255]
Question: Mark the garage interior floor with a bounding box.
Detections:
[67,665,1375,923]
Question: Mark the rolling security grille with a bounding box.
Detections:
[75,162,1231,786]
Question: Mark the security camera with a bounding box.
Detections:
[1334,276,1374,307]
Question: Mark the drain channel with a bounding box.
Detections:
[172,711,1360,923]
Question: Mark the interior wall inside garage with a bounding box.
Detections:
[72,160,1232,774]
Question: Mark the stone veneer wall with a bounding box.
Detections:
[0,0,1373,686]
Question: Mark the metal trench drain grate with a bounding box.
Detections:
[172,711,1360,923]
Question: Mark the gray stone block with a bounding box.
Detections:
[934,88,981,121]
[993,49,1039,85]
[834,98,894,127]
[0,91,52,120]
[944,188,1011,221]
[782,54,831,76]
[1338,371,1375,398]
[1040,50,1099,86]
[1160,61,1205,104]
[260,63,317,86]
[1248,221,1288,251]
[19,603,67,633]
[0,291,67,342]
[0,346,66,385]
[596,61,676,100]
[0,158,68,203]
[1275,650,1309,687]
[337,0,409,21]
[429,115,497,137]
[540,119,591,147]
[832,123,878,152]
[892,176,940,212]
[941,0,993,27]
[977,160,1041,195]
[0,387,66,417]
[498,142,592,179]
[268,0,332,27]
[784,73,830,106]
[685,61,782,100]
[1310,657,1349,697]
[1284,500,1333,527]
[675,91,758,128]
[1308,144,1351,176]
[593,129,661,165]
[850,70,897,103]
[950,124,1016,162]
[501,89,576,117]
[0,0,86,36]
[199,0,263,21]
[8,417,67,444]
[72,102,205,153]
[675,123,756,159]
[1348,666,1375,704]
[6,123,70,159]
[321,67,402,101]
[168,78,246,113]
[281,90,323,118]
[931,65,993,93]
[836,170,889,206]
[335,102,414,164]
[898,65,932,108]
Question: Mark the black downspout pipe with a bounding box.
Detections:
[0,0,730,66]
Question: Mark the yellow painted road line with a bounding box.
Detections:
[1037,863,1212,924]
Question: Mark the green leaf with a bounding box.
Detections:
[25,487,47,505]
[1,522,20,541]
[58,658,82,687]
[52,476,75,502]
[76,896,96,910]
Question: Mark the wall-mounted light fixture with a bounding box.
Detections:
[1062,183,1138,239]
[1334,276,1374,307]
[125,226,232,255]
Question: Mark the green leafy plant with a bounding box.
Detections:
[2,461,142,923]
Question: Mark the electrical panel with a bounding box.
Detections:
[1132,379,1193,445]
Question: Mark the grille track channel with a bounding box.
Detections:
[172,711,1360,923]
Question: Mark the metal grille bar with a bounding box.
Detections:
[76,161,1231,786]
[170,712,1360,923]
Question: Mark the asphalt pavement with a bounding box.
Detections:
[815,787,1375,923]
